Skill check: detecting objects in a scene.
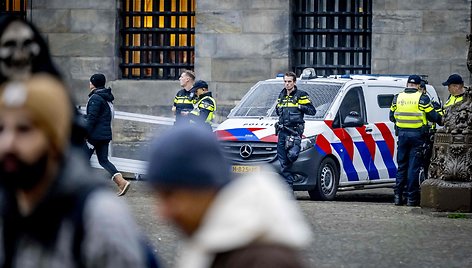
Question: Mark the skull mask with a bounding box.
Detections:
[0,20,40,81]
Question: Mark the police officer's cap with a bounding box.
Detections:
[407,75,421,85]
[442,74,464,86]
[191,80,208,91]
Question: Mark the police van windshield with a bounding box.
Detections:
[229,81,341,119]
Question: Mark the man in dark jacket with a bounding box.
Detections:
[85,73,129,196]
[147,125,311,268]
[276,72,316,189]
[172,70,196,125]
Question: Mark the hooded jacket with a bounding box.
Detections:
[85,87,114,141]
[175,170,312,268]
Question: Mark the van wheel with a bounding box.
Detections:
[308,158,339,201]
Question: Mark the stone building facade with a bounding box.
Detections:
[25,0,471,159]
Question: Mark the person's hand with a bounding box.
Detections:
[431,101,441,110]
[181,111,189,116]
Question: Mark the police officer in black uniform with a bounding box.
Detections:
[188,80,216,132]
[276,71,316,189]
[389,75,443,206]
[172,70,196,125]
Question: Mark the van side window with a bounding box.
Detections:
[377,94,395,108]
[333,87,366,128]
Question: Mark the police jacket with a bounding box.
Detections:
[276,86,316,127]
[85,87,114,141]
[389,88,442,131]
[444,93,464,108]
[189,91,216,127]
[173,88,195,124]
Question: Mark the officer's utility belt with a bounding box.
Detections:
[397,125,429,134]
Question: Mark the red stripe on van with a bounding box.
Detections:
[325,120,354,161]
[315,134,332,154]
[215,130,238,141]
[356,126,376,161]
[375,123,395,157]
[260,134,278,143]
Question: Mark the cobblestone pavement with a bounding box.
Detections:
[122,180,472,268]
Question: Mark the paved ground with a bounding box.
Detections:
[120,180,472,268]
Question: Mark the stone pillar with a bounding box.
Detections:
[422,88,472,212]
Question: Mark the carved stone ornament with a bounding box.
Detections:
[429,87,472,182]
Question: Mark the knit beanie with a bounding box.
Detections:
[90,73,106,88]
[0,74,72,155]
[147,125,231,189]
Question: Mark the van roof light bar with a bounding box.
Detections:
[300,68,316,80]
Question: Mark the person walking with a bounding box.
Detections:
[172,70,196,125]
[187,80,216,132]
[275,71,316,190]
[85,73,129,196]
[389,75,443,206]
[442,74,465,108]
[0,74,159,268]
[146,125,312,268]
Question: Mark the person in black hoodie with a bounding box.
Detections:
[85,73,130,196]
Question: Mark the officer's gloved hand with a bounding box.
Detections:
[431,101,441,110]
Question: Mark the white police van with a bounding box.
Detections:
[215,70,440,200]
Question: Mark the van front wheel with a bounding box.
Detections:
[308,158,339,201]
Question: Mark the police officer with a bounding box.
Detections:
[276,71,316,189]
[188,80,216,132]
[442,74,465,108]
[172,70,196,125]
[389,75,443,206]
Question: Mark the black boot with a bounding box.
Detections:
[394,194,404,206]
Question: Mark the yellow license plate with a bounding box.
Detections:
[232,165,260,173]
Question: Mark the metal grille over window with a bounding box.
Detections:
[292,0,372,76]
[120,0,195,80]
[0,0,28,20]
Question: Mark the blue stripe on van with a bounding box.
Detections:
[354,142,380,180]
[376,141,397,178]
[226,128,260,141]
[315,145,327,157]
[332,143,359,181]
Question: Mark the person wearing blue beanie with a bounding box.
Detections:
[146,124,312,268]
[147,124,231,189]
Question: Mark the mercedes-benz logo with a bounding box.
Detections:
[239,144,253,159]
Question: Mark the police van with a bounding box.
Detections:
[215,70,440,200]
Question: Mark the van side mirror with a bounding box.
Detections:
[342,111,363,127]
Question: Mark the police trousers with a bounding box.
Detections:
[394,130,425,202]
[277,128,301,188]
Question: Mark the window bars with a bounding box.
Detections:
[120,0,195,80]
[292,0,372,76]
[0,0,27,20]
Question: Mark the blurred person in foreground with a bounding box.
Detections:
[147,124,311,268]
[0,15,87,148]
[0,75,159,268]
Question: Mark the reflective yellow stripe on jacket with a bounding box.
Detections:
[444,95,464,108]
[173,96,195,105]
[191,96,216,123]
[394,91,426,129]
